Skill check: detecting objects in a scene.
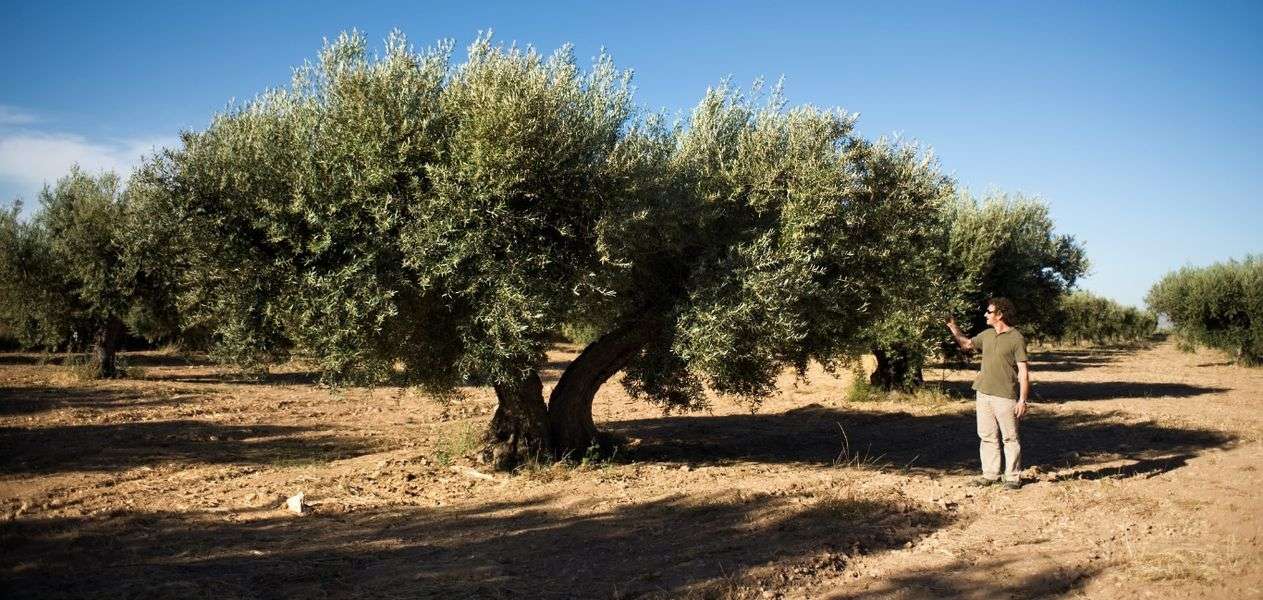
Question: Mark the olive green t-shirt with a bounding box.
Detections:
[970,328,1028,400]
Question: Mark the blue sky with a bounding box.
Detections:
[2,1,1259,307]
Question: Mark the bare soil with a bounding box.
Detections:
[2,341,1261,599]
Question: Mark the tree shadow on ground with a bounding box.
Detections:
[2,490,948,599]
[1024,351,1120,372]
[0,416,378,475]
[143,371,323,387]
[824,555,1100,599]
[930,379,1229,403]
[611,405,1234,478]
[1036,346,1145,354]
[0,352,215,368]
[0,354,53,366]
[121,352,217,367]
[0,385,183,417]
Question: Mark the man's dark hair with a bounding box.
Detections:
[989,297,1017,324]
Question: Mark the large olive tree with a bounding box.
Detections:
[150,31,635,464]
[151,31,954,467]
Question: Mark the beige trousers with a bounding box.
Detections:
[976,391,1021,482]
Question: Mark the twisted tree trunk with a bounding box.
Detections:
[548,318,656,457]
[482,370,551,470]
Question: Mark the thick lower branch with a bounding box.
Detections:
[549,318,656,456]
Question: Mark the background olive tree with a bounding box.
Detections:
[1147,256,1261,366]
[948,193,1088,341]
[0,167,179,377]
[577,85,955,443]
[865,192,1089,390]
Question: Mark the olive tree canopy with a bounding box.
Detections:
[151,31,956,467]
[949,193,1088,341]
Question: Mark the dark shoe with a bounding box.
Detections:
[970,477,1001,487]
[1002,480,1022,490]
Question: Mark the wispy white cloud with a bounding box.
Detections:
[0,131,177,202]
[0,105,40,126]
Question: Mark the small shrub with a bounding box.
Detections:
[63,353,99,381]
[433,422,481,466]
[63,352,135,380]
[559,322,603,345]
[845,364,882,403]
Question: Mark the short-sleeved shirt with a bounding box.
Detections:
[970,328,1028,400]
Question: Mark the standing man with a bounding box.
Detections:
[947,298,1030,490]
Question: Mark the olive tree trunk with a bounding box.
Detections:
[481,370,551,470]
[869,344,924,391]
[548,320,654,457]
[92,317,126,379]
[1239,346,1260,367]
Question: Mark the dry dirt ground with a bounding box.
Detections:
[2,340,1261,599]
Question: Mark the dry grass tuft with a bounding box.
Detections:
[432,422,481,466]
[515,457,575,483]
[811,488,896,523]
[1124,540,1248,583]
[833,423,889,470]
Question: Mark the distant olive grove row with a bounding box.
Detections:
[1,31,1254,466]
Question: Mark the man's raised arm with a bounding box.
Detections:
[947,317,974,352]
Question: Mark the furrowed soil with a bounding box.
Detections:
[2,341,1260,599]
